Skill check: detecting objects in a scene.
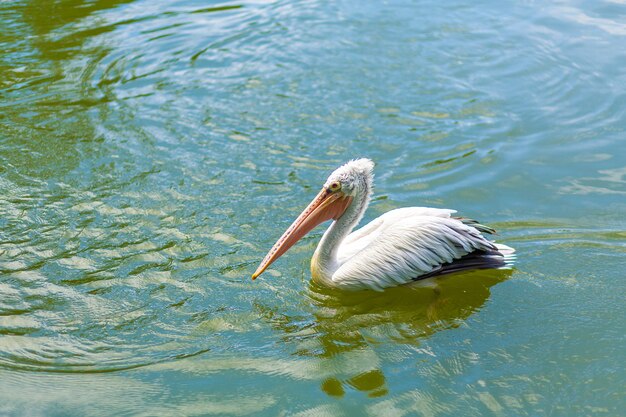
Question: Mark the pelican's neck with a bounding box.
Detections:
[312,185,371,283]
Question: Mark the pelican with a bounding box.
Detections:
[252,158,514,291]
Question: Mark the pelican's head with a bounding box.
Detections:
[252,158,375,280]
[323,158,375,198]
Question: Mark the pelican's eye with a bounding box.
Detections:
[328,181,342,193]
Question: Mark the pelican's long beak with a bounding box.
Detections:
[252,189,353,280]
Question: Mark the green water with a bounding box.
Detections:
[1,0,625,415]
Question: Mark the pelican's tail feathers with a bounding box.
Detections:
[495,243,516,267]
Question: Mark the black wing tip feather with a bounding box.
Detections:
[454,217,498,235]
[415,248,511,281]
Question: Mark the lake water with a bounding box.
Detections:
[1,0,625,415]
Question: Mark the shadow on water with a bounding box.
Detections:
[257,268,512,398]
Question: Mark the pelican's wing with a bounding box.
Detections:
[337,207,457,262]
[333,215,501,291]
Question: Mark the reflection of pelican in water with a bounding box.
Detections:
[253,159,514,290]
[256,268,512,397]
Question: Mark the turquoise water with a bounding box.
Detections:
[1,0,625,415]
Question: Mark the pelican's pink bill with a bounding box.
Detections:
[252,189,352,280]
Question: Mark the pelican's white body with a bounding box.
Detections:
[312,206,513,291]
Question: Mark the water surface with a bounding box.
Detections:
[1,0,625,415]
